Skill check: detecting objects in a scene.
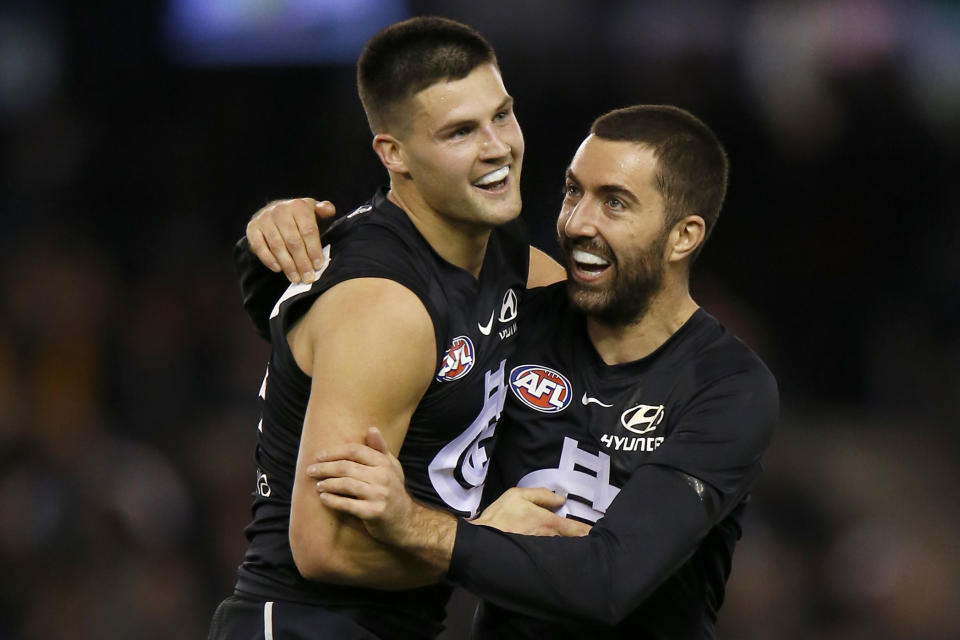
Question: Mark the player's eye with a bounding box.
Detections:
[493,110,508,122]
[450,126,473,139]
[563,183,581,198]
[607,197,624,210]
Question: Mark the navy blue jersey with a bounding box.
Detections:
[452,283,778,639]
[233,190,528,638]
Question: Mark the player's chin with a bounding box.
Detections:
[475,194,522,225]
[566,283,610,314]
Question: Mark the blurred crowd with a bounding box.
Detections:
[1,1,958,638]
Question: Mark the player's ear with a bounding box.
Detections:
[667,215,705,263]
[372,134,409,175]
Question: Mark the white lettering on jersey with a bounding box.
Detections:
[428,359,507,517]
[517,437,621,523]
[600,434,664,452]
[498,323,517,340]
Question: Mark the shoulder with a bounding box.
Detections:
[695,320,778,408]
[271,196,450,349]
[297,278,437,378]
[678,317,779,447]
[307,277,433,318]
[326,205,429,270]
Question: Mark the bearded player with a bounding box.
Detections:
[298,105,778,639]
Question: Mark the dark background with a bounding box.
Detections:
[1,1,958,638]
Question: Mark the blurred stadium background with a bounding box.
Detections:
[1,1,958,638]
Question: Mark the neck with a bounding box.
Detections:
[387,182,490,278]
[586,278,698,366]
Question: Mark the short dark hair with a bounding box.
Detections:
[358,16,497,134]
[590,105,729,257]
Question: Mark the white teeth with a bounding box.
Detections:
[572,249,609,266]
[474,166,509,186]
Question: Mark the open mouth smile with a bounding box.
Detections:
[570,248,612,281]
[472,166,510,193]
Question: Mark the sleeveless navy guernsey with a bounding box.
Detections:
[234,190,528,638]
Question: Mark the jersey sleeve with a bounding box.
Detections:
[447,358,779,625]
[450,464,711,625]
[234,236,290,341]
[643,354,779,522]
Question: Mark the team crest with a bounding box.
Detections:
[436,336,475,382]
[509,365,572,413]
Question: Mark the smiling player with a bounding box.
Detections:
[299,105,779,639]
[209,17,571,640]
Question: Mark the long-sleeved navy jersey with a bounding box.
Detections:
[453,283,779,639]
[232,189,528,639]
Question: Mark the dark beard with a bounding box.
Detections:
[562,232,667,326]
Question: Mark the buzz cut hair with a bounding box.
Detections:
[590,105,729,258]
[357,16,498,134]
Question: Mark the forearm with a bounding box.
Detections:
[314,514,447,589]
[447,466,712,625]
[385,501,458,574]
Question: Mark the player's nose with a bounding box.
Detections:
[561,197,600,238]
[479,125,511,160]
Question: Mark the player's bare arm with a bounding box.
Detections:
[246,197,336,283]
[306,427,589,574]
[286,277,443,588]
[245,197,563,289]
[526,246,565,287]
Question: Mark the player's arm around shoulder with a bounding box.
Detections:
[287,277,437,586]
[526,246,565,288]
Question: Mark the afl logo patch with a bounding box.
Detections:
[436,336,475,382]
[509,365,572,413]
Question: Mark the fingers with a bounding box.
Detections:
[311,441,388,469]
[317,491,378,520]
[260,223,300,282]
[511,487,566,510]
[365,427,389,454]
[293,198,326,273]
[557,518,592,538]
[247,198,330,283]
[306,457,377,481]
[274,199,315,281]
[314,200,337,223]
[316,475,373,499]
[246,227,282,273]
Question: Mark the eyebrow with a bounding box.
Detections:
[437,96,514,137]
[565,168,638,204]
